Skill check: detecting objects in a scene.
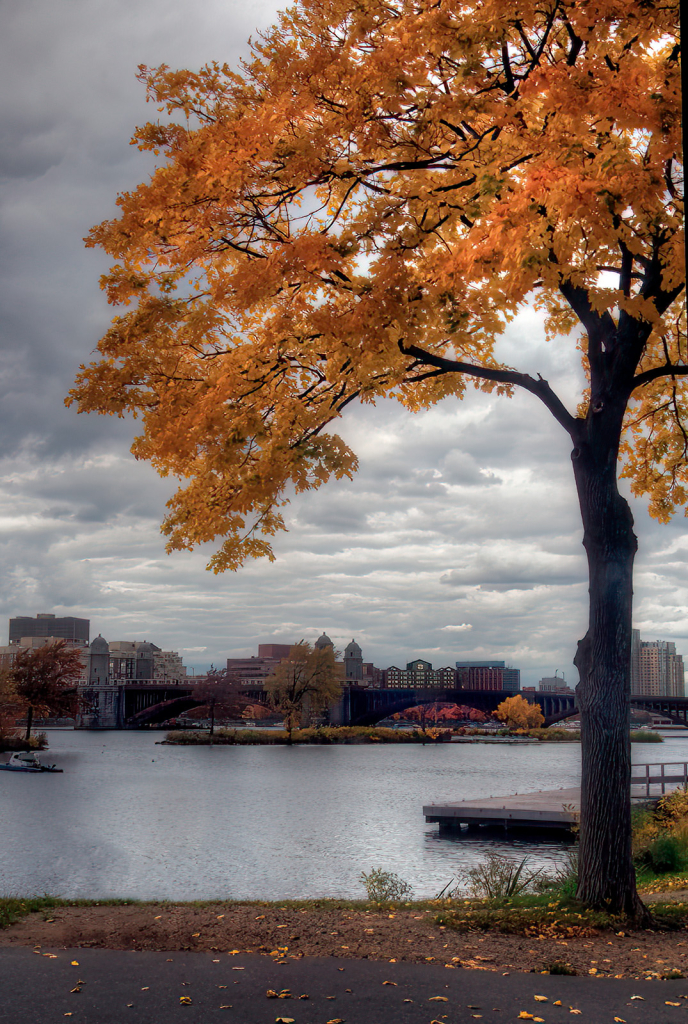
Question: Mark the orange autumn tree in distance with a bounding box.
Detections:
[68,0,684,918]
[495,694,545,731]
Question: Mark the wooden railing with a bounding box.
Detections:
[632,762,688,798]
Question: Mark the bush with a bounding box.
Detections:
[464,854,543,900]
[0,732,47,752]
[630,730,663,742]
[359,868,413,902]
[636,835,685,874]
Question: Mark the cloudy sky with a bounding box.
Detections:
[1,0,686,684]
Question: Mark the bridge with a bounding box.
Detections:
[337,687,688,727]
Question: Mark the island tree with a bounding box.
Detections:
[10,641,85,740]
[68,0,684,916]
[495,694,545,731]
[265,642,340,742]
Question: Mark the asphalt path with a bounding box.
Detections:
[1,947,686,1023]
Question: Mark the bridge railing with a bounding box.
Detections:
[632,762,688,798]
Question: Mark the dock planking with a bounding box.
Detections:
[423,787,580,831]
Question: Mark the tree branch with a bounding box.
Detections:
[632,363,688,389]
[398,342,579,436]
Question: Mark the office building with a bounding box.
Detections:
[455,660,520,692]
[9,613,89,645]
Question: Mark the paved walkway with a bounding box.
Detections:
[1,946,686,1023]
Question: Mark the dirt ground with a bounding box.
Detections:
[3,901,688,980]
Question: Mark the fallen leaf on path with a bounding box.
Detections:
[299,994,309,999]
[217,914,224,919]
[191,933,200,937]
[266,990,279,998]
[554,1001,562,1007]
[179,996,192,1004]
[630,995,644,1000]
[403,998,413,1003]
[141,987,149,991]
[613,1018,626,1022]
[518,1014,535,1020]
[70,961,79,966]
[429,996,448,1001]
[274,1018,295,1023]
[666,1003,681,1007]
[231,966,244,970]
[70,986,81,994]
[219,1005,232,1009]
[570,1012,582,1016]
[382,981,397,986]
[534,996,547,1002]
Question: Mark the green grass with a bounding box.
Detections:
[434,890,688,935]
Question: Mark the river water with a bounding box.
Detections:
[1,730,686,901]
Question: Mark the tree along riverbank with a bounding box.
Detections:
[161,726,663,745]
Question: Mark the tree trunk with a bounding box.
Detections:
[209,700,215,737]
[571,431,649,920]
[24,705,33,742]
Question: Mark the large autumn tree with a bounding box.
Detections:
[68,0,684,917]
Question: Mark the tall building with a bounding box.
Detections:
[631,637,685,697]
[9,613,89,645]
[455,660,520,692]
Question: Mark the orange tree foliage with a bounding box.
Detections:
[68,0,684,571]
[495,693,545,730]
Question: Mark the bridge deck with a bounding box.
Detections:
[424,787,580,830]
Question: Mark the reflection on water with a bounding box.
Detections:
[0,729,682,901]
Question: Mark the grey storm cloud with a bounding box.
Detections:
[0,0,686,685]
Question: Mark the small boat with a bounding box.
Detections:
[0,750,63,773]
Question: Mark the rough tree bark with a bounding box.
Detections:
[571,400,647,919]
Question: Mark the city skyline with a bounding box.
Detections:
[2,0,688,690]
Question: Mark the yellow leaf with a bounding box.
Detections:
[429,996,449,1001]
[534,995,548,1002]
[179,996,192,1004]
[382,980,397,985]
[70,961,79,966]
[614,1018,626,1022]
[518,1015,535,1020]
[666,1003,681,1007]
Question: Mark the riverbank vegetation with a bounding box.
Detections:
[164,724,664,745]
[163,726,443,745]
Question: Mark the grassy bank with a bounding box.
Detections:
[163,726,447,744]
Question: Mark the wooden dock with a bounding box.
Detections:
[423,787,580,831]
[424,765,688,833]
